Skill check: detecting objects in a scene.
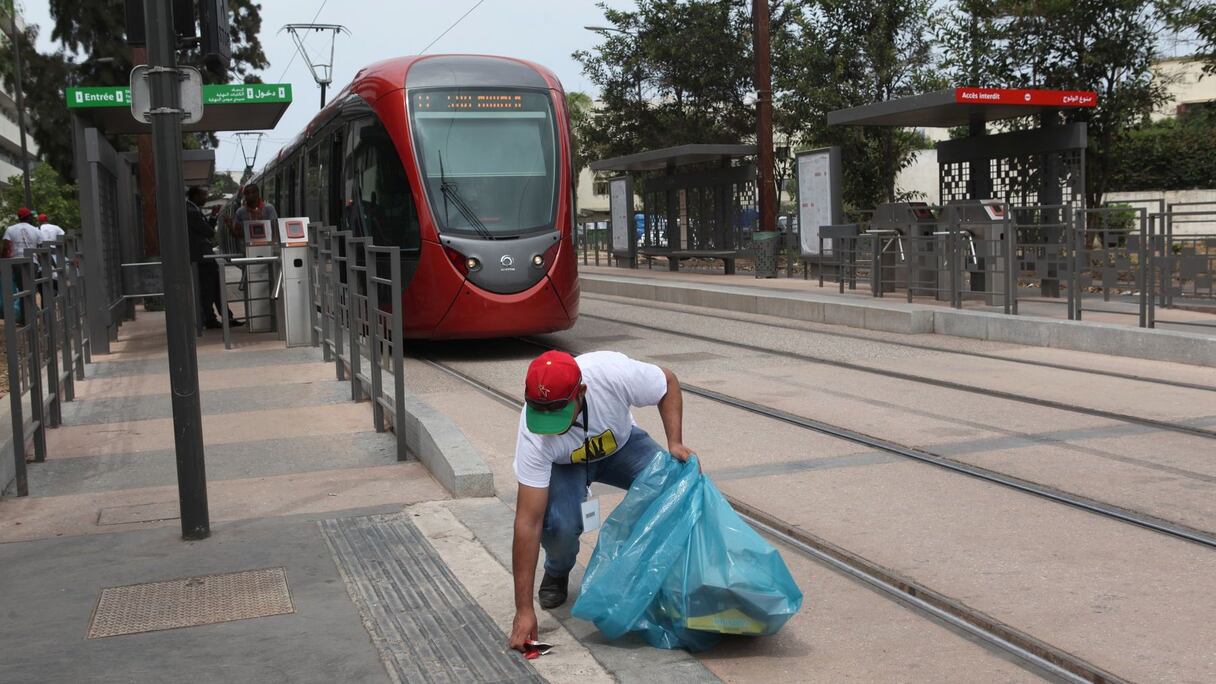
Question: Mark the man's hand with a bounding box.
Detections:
[509,608,539,652]
[669,442,694,462]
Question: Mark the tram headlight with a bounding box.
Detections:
[531,254,544,268]
[466,257,481,271]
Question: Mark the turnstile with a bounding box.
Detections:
[944,199,1009,306]
[867,202,938,295]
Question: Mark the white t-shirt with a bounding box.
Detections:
[3,222,42,258]
[513,351,668,488]
[39,223,65,244]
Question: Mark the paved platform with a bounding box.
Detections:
[580,264,1216,367]
[0,313,626,683]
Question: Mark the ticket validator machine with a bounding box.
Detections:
[243,219,275,332]
[277,218,312,347]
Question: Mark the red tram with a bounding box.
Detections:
[233,55,579,339]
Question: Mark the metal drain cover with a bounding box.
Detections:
[87,567,295,639]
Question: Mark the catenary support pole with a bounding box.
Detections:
[753,0,776,235]
[8,5,33,208]
[143,0,210,540]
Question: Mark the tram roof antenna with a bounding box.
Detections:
[234,132,265,183]
[281,23,350,108]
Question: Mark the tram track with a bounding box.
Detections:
[508,336,1216,551]
[417,353,1125,684]
[572,311,1216,442]
[582,292,1216,395]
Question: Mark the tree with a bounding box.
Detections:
[208,171,239,200]
[0,163,82,231]
[0,1,269,179]
[1167,0,1216,75]
[990,0,1174,209]
[776,0,944,210]
[573,0,762,160]
[566,91,595,179]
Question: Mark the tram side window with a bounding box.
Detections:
[344,117,420,252]
[306,146,323,221]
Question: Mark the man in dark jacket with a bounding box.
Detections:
[187,187,241,328]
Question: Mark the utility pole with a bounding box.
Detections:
[753,0,776,234]
[142,0,209,540]
[7,3,32,208]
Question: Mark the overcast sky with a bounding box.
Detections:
[22,0,635,175]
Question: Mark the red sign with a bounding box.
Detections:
[954,87,1098,108]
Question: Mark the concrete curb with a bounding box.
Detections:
[0,396,15,495]
[341,352,495,499]
[581,274,1216,368]
[583,274,934,335]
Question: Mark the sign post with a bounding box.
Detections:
[608,176,635,268]
[142,0,210,541]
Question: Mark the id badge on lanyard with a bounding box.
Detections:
[580,399,601,534]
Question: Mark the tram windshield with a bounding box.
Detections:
[410,88,558,238]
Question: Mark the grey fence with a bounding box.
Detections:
[809,204,1216,331]
[2,241,92,496]
[309,225,408,462]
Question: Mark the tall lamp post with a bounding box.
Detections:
[6,3,32,208]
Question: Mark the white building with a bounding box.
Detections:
[0,7,39,189]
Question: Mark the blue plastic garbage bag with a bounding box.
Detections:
[572,453,803,651]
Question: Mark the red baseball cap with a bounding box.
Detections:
[17,207,31,219]
[37,213,47,223]
[524,351,582,434]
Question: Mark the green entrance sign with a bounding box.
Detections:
[67,83,292,109]
[67,86,131,108]
[205,84,292,104]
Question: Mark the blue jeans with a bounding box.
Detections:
[542,427,663,577]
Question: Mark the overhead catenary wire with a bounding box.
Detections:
[276,0,331,82]
[419,0,487,54]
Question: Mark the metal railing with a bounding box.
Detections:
[2,241,92,496]
[311,225,408,461]
[1147,209,1216,331]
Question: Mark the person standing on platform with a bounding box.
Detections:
[3,208,43,323]
[233,183,278,248]
[507,350,696,653]
[188,187,241,329]
[37,213,65,245]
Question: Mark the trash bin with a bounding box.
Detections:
[751,231,781,278]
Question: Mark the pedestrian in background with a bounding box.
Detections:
[2,207,43,323]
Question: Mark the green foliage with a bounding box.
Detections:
[0,163,81,231]
[566,91,595,179]
[208,171,239,199]
[0,1,269,180]
[1166,0,1216,75]
[573,0,763,161]
[936,0,1174,207]
[1107,112,1216,191]
[776,0,945,209]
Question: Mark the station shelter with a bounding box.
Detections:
[66,83,291,352]
[590,144,759,274]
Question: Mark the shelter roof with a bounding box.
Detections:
[827,88,1098,128]
[590,144,757,172]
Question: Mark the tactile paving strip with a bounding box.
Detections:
[87,567,294,639]
[320,514,543,684]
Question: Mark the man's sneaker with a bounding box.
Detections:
[538,572,568,609]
